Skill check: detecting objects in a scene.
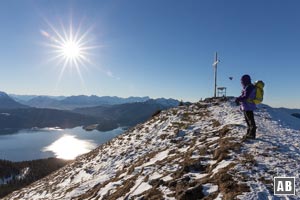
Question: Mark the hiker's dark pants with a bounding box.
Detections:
[244,111,256,137]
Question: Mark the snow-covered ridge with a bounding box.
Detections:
[3,98,300,199]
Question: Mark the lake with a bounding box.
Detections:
[0,127,124,161]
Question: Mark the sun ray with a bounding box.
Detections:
[79,45,102,50]
[56,59,68,88]
[60,20,69,43]
[74,59,85,85]
[45,54,65,65]
[74,17,86,42]
[45,19,67,44]
[79,54,93,65]
[76,26,94,44]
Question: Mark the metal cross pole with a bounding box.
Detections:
[212,52,219,97]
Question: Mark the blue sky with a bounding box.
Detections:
[0,0,300,108]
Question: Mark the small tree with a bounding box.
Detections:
[179,100,184,106]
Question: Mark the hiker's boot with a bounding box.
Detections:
[245,134,255,139]
[248,134,255,139]
[246,128,250,136]
[244,128,251,139]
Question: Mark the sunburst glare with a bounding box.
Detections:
[41,19,98,84]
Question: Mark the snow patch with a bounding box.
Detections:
[162,174,173,182]
[143,149,169,166]
[149,172,163,180]
[202,183,218,195]
[212,160,232,175]
[131,182,152,196]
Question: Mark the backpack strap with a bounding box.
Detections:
[246,84,256,104]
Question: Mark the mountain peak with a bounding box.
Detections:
[0,91,9,98]
[0,91,28,109]
[5,98,300,199]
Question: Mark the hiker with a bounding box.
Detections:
[235,74,257,139]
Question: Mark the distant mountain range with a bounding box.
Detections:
[60,95,151,109]
[10,94,152,110]
[10,94,65,102]
[0,91,180,132]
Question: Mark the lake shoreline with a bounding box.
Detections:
[0,126,124,162]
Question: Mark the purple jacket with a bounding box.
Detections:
[236,84,256,111]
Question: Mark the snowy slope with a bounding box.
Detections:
[3,98,300,200]
[262,105,300,130]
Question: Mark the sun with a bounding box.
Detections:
[41,19,97,82]
[61,40,81,59]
